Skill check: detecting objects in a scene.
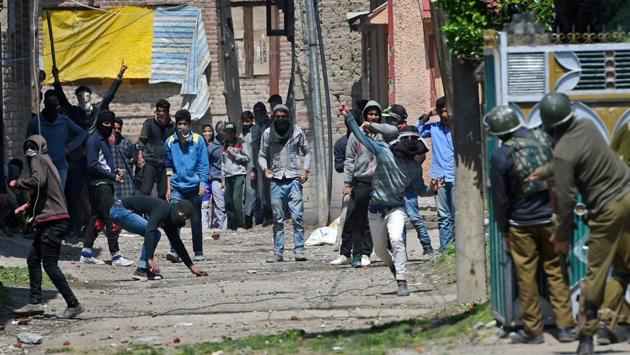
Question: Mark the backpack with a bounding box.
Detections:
[502,129,553,197]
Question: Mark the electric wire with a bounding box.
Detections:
[31,0,42,223]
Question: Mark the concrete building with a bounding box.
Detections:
[1,0,439,224]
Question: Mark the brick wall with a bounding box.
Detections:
[1,0,33,162]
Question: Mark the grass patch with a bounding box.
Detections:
[0,266,75,289]
[436,243,456,265]
[119,303,492,355]
[45,347,75,353]
[435,243,457,279]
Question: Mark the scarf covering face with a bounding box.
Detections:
[176,126,192,149]
[270,119,293,144]
[391,139,428,159]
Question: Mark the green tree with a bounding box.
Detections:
[431,0,555,59]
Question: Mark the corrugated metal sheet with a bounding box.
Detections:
[507,53,545,95]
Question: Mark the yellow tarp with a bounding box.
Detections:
[43,6,155,83]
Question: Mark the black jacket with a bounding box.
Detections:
[121,196,193,267]
[334,135,348,173]
[490,127,553,233]
[137,118,175,166]
[55,78,122,134]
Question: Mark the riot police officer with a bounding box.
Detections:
[486,106,575,344]
[539,92,630,355]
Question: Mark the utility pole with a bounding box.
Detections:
[304,0,330,226]
[218,0,243,124]
[431,4,487,303]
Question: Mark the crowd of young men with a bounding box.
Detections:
[6,68,627,355]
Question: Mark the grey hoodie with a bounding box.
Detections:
[343,101,398,186]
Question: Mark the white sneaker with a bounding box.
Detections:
[194,255,205,262]
[112,256,134,267]
[330,255,350,265]
[361,255,371,267]
[80,255,106,265]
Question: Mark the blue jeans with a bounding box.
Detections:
[436,181,455,251]
[170,188,203,256]
[404,187,432,249]
[109,206,161,269]
[55,164,68,190]
[270,178,304,256]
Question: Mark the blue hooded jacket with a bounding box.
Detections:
[164,131,209,191]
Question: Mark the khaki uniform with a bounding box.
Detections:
[510,225,575,334]
[581,192,630,335]
[551,119,630,337]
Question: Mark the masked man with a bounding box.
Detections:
[11,135,84,319]
[26,89,87,188]
[164,110,209,262]
[341,103,429,297]
[259,104,311,262]
[80,111,133,266]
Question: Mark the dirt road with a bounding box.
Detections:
[0,224,456,353]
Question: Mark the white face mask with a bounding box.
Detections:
[77,91,92,112]
[25,148,38,157]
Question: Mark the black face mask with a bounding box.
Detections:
[42,104,57,122]
[170,207,188,228]
[275,119,291,135]
[242,125,251,134]
[391,139,426,159]
[98,124,113,138]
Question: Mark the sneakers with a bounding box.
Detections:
[352,254,362,268]
[194,255,205,262]
[361,255,371,267]
[422,247,435,256]
[80,255,106,265]
[557,327,576,343]
[330,255,350,265]
[396,280,410,296]
[14,303,45,317]
[266,255,284,263]
[133,269,163,281]
[597,325,617,345]
[295,253,307,262]
[60,304,84,319]
[147,270,163,280]
[132,269,148,281]
[509,329,544,344]
[576,334,594,355]
[112,256,134,267]
[165,252,182,263]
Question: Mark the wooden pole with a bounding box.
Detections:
[431,3,487,303]
[217,0,243,125]
[46,10,57,69]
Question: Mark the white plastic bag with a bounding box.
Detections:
[305,227,337,246]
